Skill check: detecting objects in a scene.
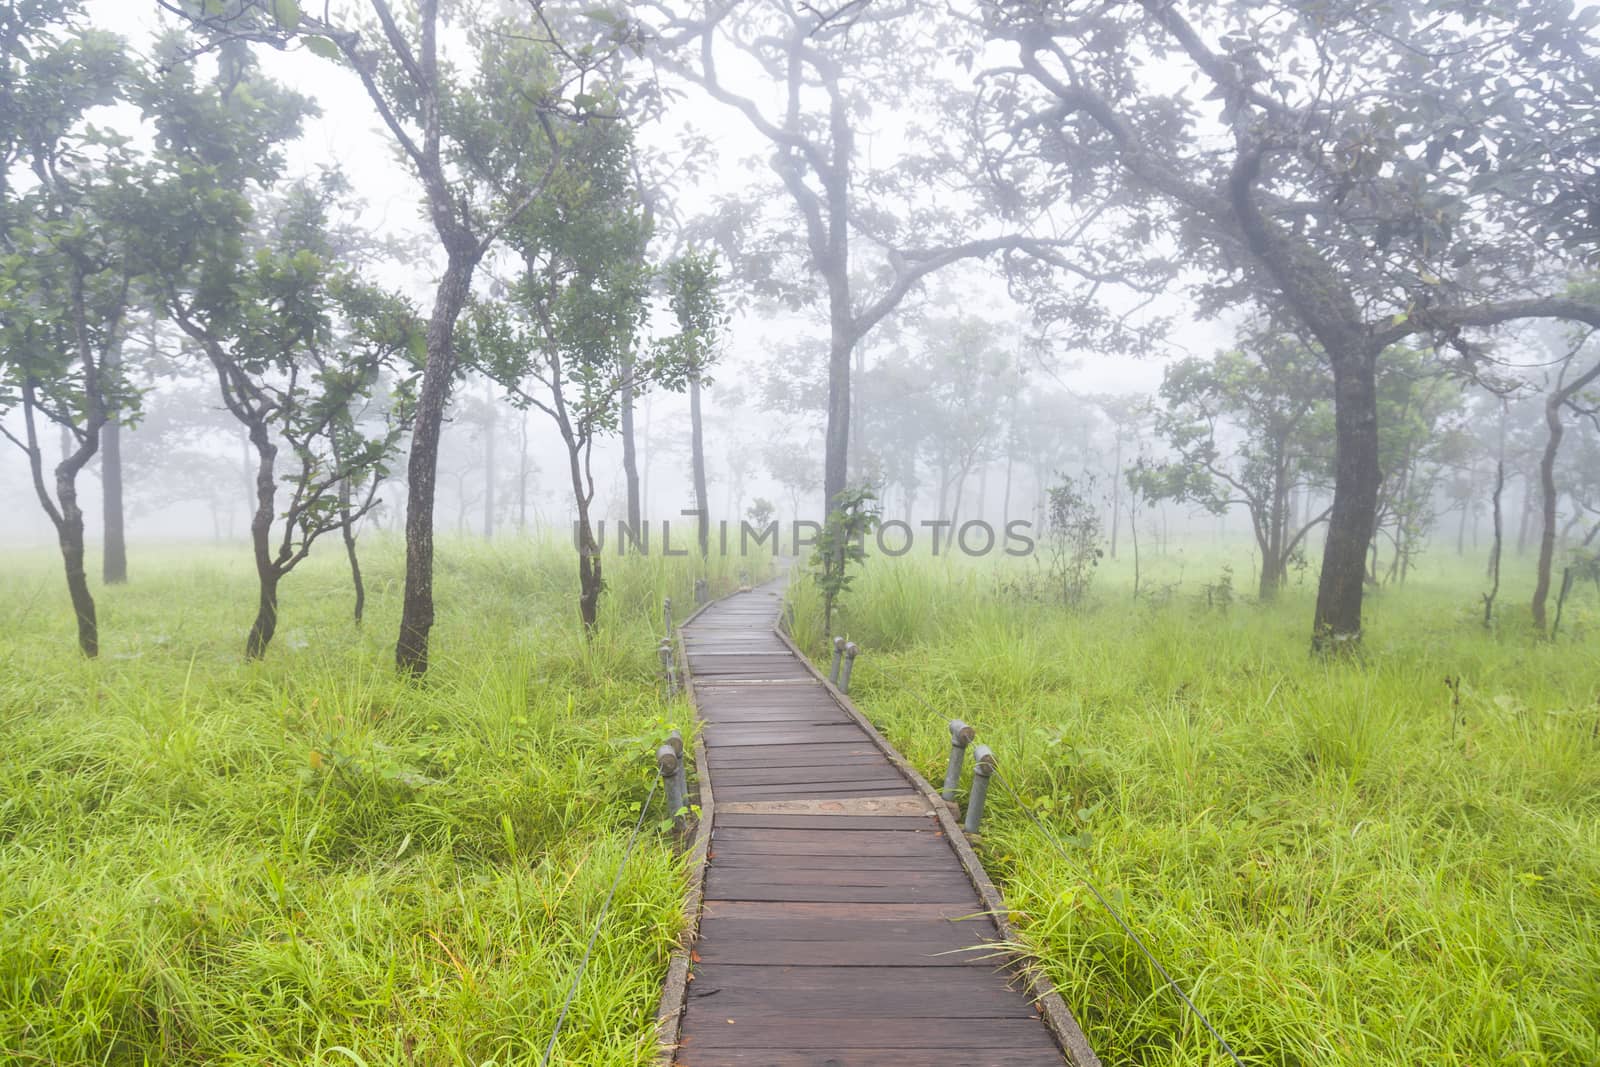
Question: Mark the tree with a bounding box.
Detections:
[812,485,878,634]
[764,442,821,523]
[661,249,728,558]
[1044,473,1104,609]
[1143,336,1332,599]
[153,169,419,657]
[466,99,680,633]
[164,1,626,674]
[0,4,135,656]
[1094,394,1152,561]
[909,315,1014,546]
[1369,347,1468,586]
[986,0,1600,650]
[638,0,1109,518]
[1530,318,1600,632]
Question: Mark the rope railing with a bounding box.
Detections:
[538,737,674,1067]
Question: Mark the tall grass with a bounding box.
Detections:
[0,536,738,1066]
[794,549,1600,1066]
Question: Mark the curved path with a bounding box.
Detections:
[665,582,1086,1067]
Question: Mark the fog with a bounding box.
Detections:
[4,1,1597,636]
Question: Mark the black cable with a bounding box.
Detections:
[539,775,660,1067]
[989,770,1246,1067]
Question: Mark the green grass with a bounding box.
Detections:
[793,546,1600,1067]
[0,535,755,1066]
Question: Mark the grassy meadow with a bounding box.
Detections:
[788,544,1600,1066]
[4,527,1596,1066]
[0,536,753,1066]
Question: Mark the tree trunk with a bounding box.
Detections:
[101,393,127,584]
[621,346,641,536]
[246,568,280,660]
[339,476,365,624]
[244,419,278,659]
[1516,478,1535,555]
[823,320,853,518]
[1001,446,1014,526]
[947,464,971,552]
[396,251,476,676]
[641,395,653,522]
[1312,346,1382,652]
[56,465,98,657]
[1531,394,1564,633]
[1530,359,1600,630]
[1260,461,1287,601]
[1108,435,1122,559]
[1483,459,1505,628]
[517,410,530,533]
[936,461,950,544]
[1258,549,1281,601]
[574,497,602,632]
[689,369,709,557]
[482,384,496,540]
[1130,498,1141,599]
[21,391,100,657]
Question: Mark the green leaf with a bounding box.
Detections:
[272,0,301,30]
[304,36,341,61]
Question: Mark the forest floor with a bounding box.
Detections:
[0,538,728,1066]
[786,547,1600,1066]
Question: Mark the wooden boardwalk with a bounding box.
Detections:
[667,583,1074,1067]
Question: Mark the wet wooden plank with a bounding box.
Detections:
[696,908,1001,947]
[710,765,900,787]
[714,812,939,830]
[705,744,885,768]
[677,1046,1064,1067]
[712,782,916,802]
[710,852,956,872]
[711,828,946,852]
[670,586,1068,1067]
[704,876,976,905]
[703,727,874,747]
[680,1017,1061,1051]
[678,1049,1061,1067]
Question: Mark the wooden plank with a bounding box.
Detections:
[707,751,896,767]
[709,765,900,787]
[691,938,1001,968]
[712,782,916,801]
[705,874,976,905]
[696,911,1001,947]
[713,796,934,817]
[703,728,873,747]
[707,868,971,890]
[676,1048,1063,1067]
[699,901,981,923]
[681,963,1035,995]
[714,813,937,831]
[684,983,1036,1019]
[711,828,945,852]
[705,745,885,767]
[709,853,955,872]
[680,1017,1061,1051]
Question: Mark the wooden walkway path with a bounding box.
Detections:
[665,582,1079,1067]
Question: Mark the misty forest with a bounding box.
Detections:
[2,0,1599,1065]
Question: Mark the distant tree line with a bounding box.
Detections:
[4,0,1598,664]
